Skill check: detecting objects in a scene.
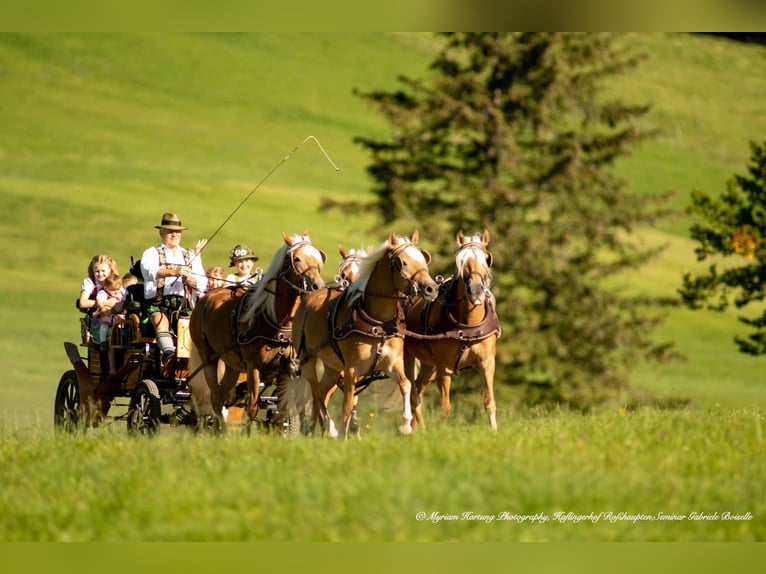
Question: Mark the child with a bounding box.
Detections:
[79,254,118,312]
[205,264,225,292]
[226,244,261,287]
[92,273,126,374]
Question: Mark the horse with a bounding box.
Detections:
[293,230,439,437]
[404,229,500,430]
[335,244,371,286]
[188,232,326,430]
[293,244,372,428]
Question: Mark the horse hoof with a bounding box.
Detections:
[398,424,413,435]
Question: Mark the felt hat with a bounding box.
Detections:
[229,244,258,266]
[155,212,188,231]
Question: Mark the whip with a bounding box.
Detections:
[192,135,340,263]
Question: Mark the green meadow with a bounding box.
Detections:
[1,33,765,542]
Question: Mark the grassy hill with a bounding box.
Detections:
[2,32,766,426]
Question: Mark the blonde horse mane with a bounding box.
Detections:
[241,233,325,323]
[455,233,493,283]
[240,241,290,324]
[344,235,425,307]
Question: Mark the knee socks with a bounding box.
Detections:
[157,331,176,357]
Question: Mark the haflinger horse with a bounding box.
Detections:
[293,244,371,428]
[188,232,326,430]
[293,230,439,437]
[335,244,371,286]
[404,229,500,430]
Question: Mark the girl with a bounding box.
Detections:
[92,273,126,374]
[225,244,261,287]
[79,254,118,312]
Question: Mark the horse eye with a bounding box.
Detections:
[294,257,301,263]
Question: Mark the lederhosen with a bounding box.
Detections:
[147,246,192,324]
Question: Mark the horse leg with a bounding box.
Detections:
[411,362,435,432]
[245,366,261,426]
[340,366,358,438]
[291,373,313,435]
[435,365,453,420]
[303,357,336,437]
[187,343,214,419]
[479,355,498,430]
[404,352,420,428]
[389,359,414,435]
[310,357,340,438]
[213,365,240,431]
[316,368,340,438]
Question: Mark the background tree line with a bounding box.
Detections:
[323,32,684,408]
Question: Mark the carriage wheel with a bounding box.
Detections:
[281,409,301,438]
[127,379,161,435]
[54,370,80,432]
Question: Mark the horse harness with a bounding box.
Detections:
[230,290,290,346]
[229,238,327,348]
[405,277,501,373]
[296,287,405,383]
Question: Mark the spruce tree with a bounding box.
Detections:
[350,33,675,407]
[680,140,766,355]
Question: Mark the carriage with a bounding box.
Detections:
[54,294,295,435]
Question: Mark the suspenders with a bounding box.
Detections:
[153,246,191,304]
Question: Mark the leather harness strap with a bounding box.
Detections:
[231,290,292,347]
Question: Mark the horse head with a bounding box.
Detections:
[281,231,326,292]
[336,244,370,286]
[456,229,494,305]
[388,230,439,302]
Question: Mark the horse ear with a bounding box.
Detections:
[457,230,465,246]
[338,245,347,259]
[481,228,490,246]
[282,232,292,246]
[486,251,494,267]
[410,229,419,244]
[421,249,432,264]
[389,232,398,247]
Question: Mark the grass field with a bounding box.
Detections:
[1,406,763,542]
[1,33,765,543]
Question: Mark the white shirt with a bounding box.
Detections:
[225,273,258,287]
[141,244,207,299]
[81,277,99,296]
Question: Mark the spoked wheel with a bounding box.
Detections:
[280,409,301,438]
[54,370,81,433]
[127,379,161,435]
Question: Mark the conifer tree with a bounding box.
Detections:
[350,33,675,407]
[680,140,766,355]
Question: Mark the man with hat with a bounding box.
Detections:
[225,243,260,288]
[140,212,208,362]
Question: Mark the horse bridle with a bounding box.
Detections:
[278,240,325,294]
[457,242,493,299]
[335,253,364,286]
[387,241,431,297]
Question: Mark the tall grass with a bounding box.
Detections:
[1,406,763,541]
